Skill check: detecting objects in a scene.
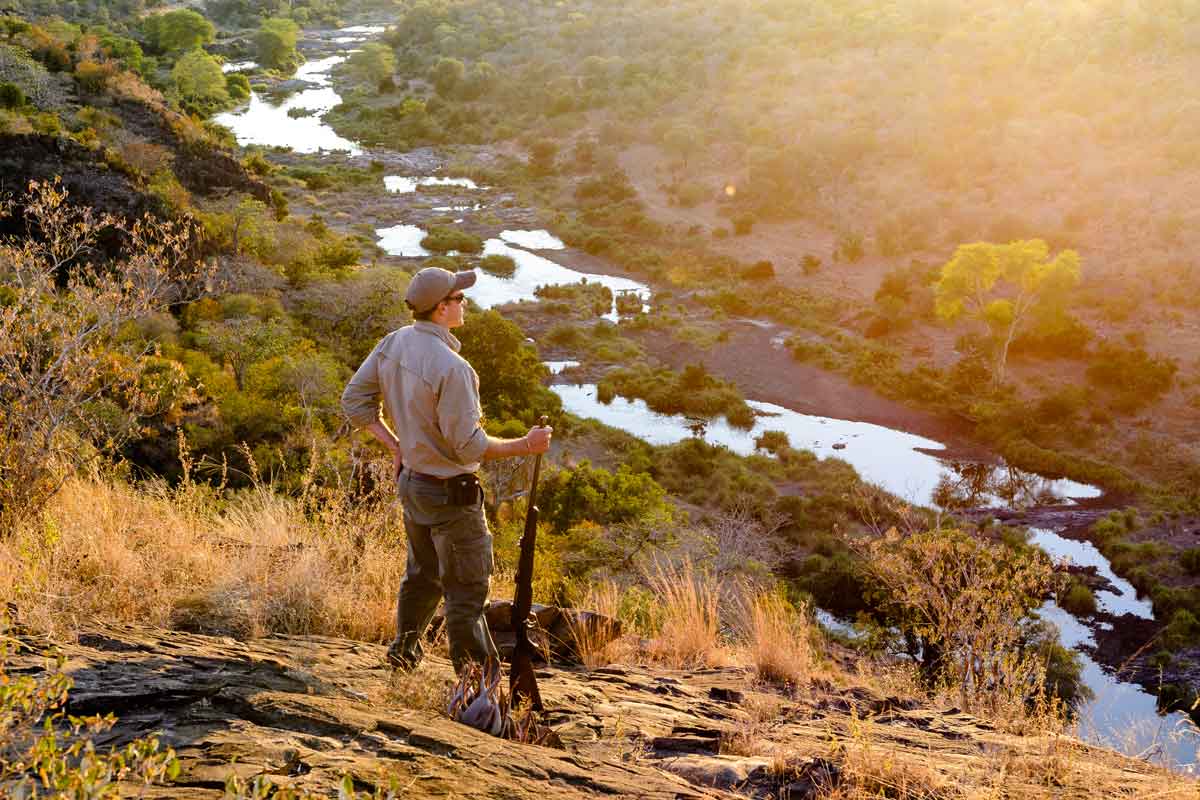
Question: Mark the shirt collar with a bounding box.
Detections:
[413,320,461,352]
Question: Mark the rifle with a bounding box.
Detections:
[509,415,548,713]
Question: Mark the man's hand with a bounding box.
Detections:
[524,424,552,455]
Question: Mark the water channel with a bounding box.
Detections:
[214,26,1197,772]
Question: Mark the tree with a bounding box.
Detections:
[171,48,229,114]
[254,17,300,72]
[142,9,214,55]
[0,181,204,524]
[430,56,464,97]
[347,42,395,87]
[456,310,560,425]
[935,239,1081,387]
[857,528,1083,714]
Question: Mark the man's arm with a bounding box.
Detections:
[365,419,404,479]
[342,338,403,477]
[482,425,552,460]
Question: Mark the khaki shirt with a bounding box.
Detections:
[341,321,488,477]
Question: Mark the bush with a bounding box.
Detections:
[801,254,821,275]
[420,226,484,254]
[1181,547,1200,576]
[1058,581,1097,616]
[0,81,24,108]
[1086,342,1177,411]
[732,213,755,235]
[742,260,774,280]
[479,253,516,276]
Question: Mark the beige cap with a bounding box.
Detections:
[405,267,476,314]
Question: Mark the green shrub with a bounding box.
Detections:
[1058,581,1097,616]
[1086,342,1177,410]
[479,253,516,276]
[0,81,24,108]
[420,226,484,254]
[1163,609,1200,649]
[1181,547,1200,576]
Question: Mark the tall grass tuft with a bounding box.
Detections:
[644,559,730,668]
[743,592,812,688]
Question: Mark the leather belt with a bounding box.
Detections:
[403,467,467,484]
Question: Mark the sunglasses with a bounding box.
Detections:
[443,292,467,304]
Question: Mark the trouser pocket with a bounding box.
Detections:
[433,509,494,586]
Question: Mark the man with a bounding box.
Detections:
[341,266,552,673]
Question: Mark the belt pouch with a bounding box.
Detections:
[446,474,482,506]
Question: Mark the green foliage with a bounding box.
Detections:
[456,309,560,426]
[936,240,1082,386]
[0,613,181,796]
[142,9,214,55]
[225,71,251,102]
[1181,548,1200,576]
[430,56,464,96]
[479,253,516,277]
[1058,580,1097,616]
[534,280,611,316]
[255,18,301,72]
[1085,342,1177,411]
[0,81,24,108]
[171,48,230,115]
[599,363,755,428]
[1163,609,1200,650]
[347,42,395,87]
[537,460,670,534]
[420,225,483,254]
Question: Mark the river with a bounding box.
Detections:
[211,26,1197,772]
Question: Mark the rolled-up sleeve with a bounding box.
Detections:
[341,342,384,429]
[438,365,489,464]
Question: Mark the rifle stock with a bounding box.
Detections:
[509,416,547,712]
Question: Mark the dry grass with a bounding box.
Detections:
[386,661,456,715]
[644,559,732,669]
[742,592,813,688]
[0,476,406,642]
[569,580,634,669]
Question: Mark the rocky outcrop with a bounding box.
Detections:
[9,624,1190,798]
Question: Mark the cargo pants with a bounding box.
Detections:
[387,469,499,673]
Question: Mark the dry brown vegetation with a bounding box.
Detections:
[0,473,405,641]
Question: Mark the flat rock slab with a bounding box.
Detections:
[13,624,737,799]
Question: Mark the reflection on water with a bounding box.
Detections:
[213,54,360,154]
[550,384,1100,509]
[384,176,481,193]
[1038,602,1198,771]
[1029,527,1154,618]
[472,239,650,320]
[499,229,566,250]
[544,360,580,375]
[375,224,429,257]
[932,461,1101,510]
